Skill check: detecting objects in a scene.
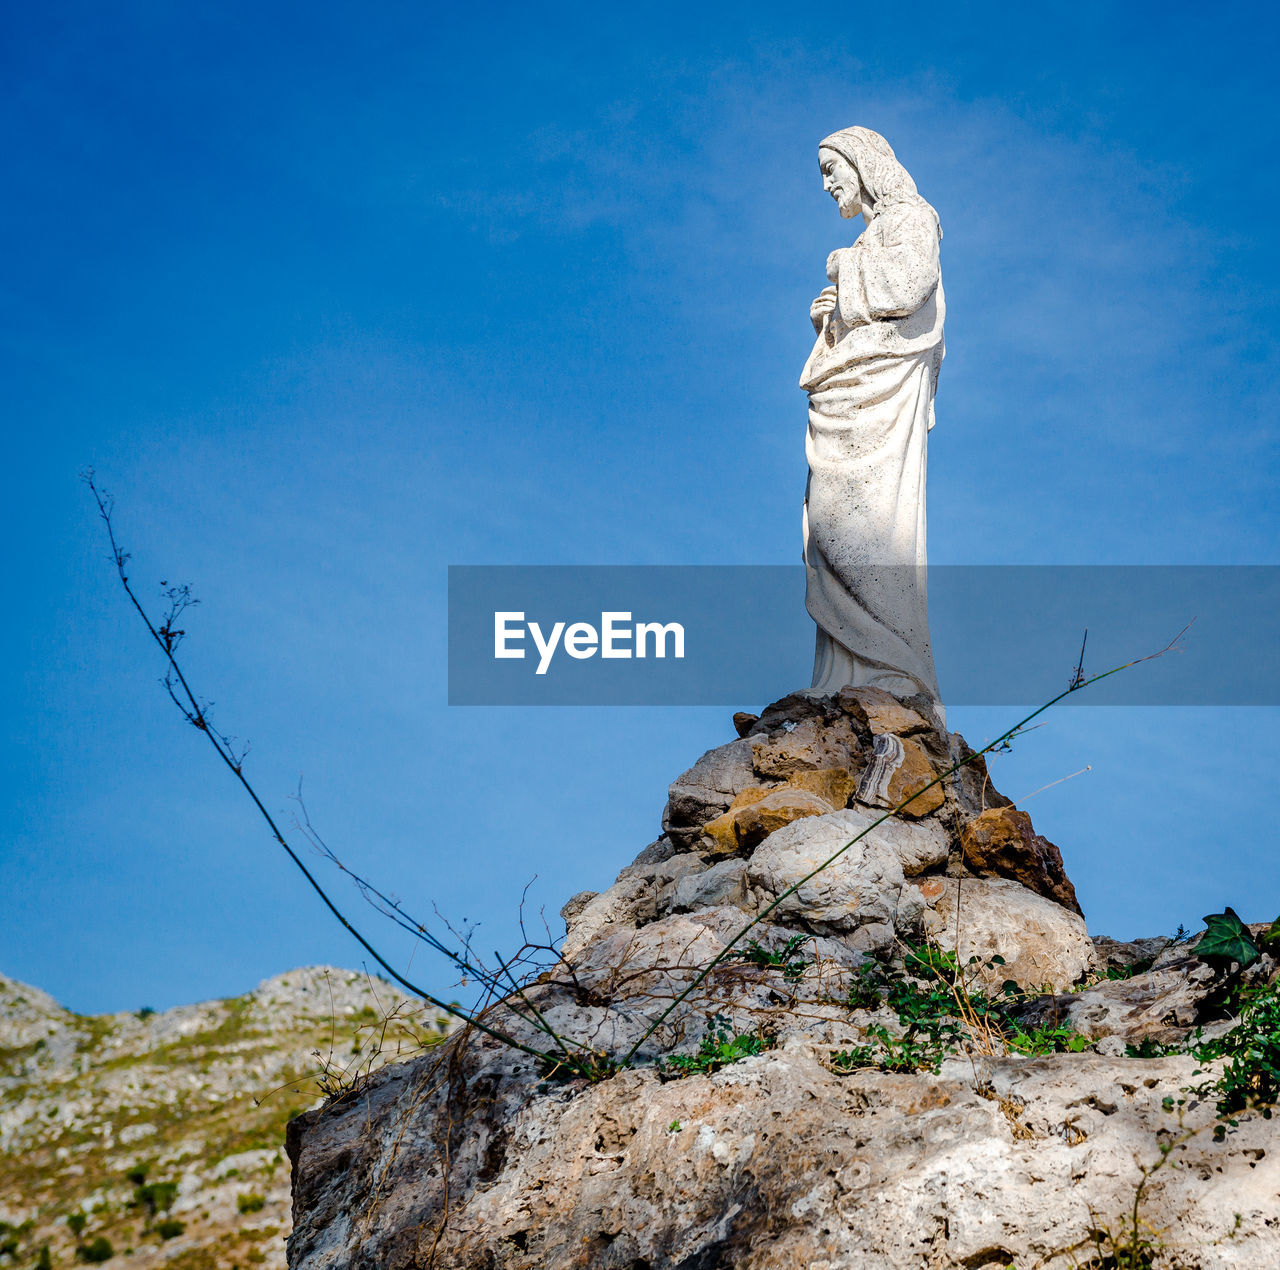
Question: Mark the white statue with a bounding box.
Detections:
[801,126,945,707]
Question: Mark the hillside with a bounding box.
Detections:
[0,967,448,1270]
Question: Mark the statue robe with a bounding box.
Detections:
[799,199,945,704]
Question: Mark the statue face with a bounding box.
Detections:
[819,147,863,220]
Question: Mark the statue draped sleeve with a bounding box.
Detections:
[800,201,945,706]
[835,204,942,326]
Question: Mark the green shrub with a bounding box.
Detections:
[236,1194,265,1215]
[831,943,1090,1073]
[155,1220,185,1240]
[36,1245,52,1270]
[132,1181,178,1218]
[1005,1021,1091,1056]
[1192,979,1280,1127]
[76,1237,114,1263]
[657,1015,772,1078]
[733,934,811,984]
[66,1215,87,1237]
[125,1165,147,1185]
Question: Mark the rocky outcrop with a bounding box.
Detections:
[285,690,1280,1270]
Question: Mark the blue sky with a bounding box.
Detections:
[3,2,1278,1013]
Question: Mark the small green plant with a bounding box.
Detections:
[76,1238,114,1264]
[66,1215,86,1237]
[834,944,994,1073]
[1125,1037,1174,1059]
[658,1015,772,1078]
[830,943,1086,1073]
[1005,1021,1090,1056]
[667,1120,681,1133]
[845,959,888,1011]
[36,1245,52,1270]
[125,1165,147,1185]
[154,1220,185,1240]
[136,1006,156,1020]
[733,934,812,984]
[1191,979,1280,1127]
[236,1193,265,1215]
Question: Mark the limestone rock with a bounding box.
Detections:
[837,683,932,735]
[750,713,864,778]
[557,890,597,926]
[286,688,1261,1270]
[662,737,759,849]
[746,809,933,946]
[699,785,771,852]
[1012,953,1220,1044]
[667,858,752,915]
[1092,933,1173,974]
[918,875,1095,992]
[945,731,1013,819]
[785,765,857,808]
[960,806,1083,915]
[727,786,836,851]
[287,1043,1280,1270]
[731,711,758,737]
[560,853,706,961]
[858,733,946,818]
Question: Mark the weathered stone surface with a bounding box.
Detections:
[855,733,945,817]
[731,711,758,737]
[746,809,927,946]
[288,1042,1280,1270]
[784,764,857,808]
[668,858,752,915]
[960,806,1083,915]
[945,732,1014,819]
[558,890,597,926]
[662,737,759,848]
[837,683,932,736]
[751,714,863,778]
[1092,933,1173,974]
[727,786,836,852]
[918,876,1095,992]
[560,853,706,960]
[749,691,833,735]
[1012,953,1221,1044]
[887,736,945,817]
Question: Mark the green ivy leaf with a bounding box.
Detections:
[1198,908,1260,968]
[1259,916,1280,949]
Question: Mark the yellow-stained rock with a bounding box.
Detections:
[731,787,836,851]
[751,716,863,778]
[727,785,772,812]
[786,766,856,810]
[702,785,837,854]
[886,737,945,818]
[700,809,742,853]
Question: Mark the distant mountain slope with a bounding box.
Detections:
[0,968,448,1269]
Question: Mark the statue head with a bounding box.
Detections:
[817,127,924,221]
